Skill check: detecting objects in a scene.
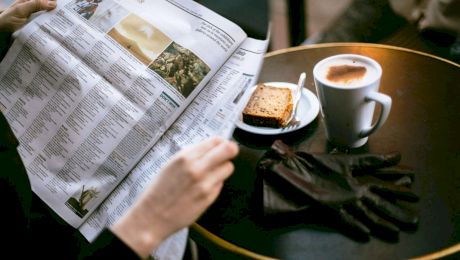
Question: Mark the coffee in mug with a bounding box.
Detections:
[316,57,379,88]
[313,54,391,148]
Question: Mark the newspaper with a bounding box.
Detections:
[0,0,268,258]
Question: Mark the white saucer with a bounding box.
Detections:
[236,82,320,135]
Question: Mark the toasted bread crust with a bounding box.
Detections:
[242,84,293,128]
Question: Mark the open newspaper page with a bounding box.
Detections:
[0,0,246,227]
[80,36,269,259]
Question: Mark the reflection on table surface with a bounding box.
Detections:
[197,43,460,259]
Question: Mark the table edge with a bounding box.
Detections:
[191,223,278,260]
[195,220,460,259]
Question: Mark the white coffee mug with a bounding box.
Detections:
[313,54,391,148]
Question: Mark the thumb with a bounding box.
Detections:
[16,0,57,17]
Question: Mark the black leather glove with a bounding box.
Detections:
[258,140,419,241]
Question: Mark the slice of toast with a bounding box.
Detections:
[242,84,293,128]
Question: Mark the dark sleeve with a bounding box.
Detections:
[0,112,32,252]
[81,228,140,259]
[0,32,12,60]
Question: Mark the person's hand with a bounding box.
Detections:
[258,140,419,241]
[112,137,239,258]
[0,0,57,32]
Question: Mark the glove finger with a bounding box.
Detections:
[311,152,401,174]
[350,200,399,240]
[357,175,419,202]
[336,207,370,241]
[361,176,419,202]
[363,192,419,227]
[358,167,415,183]
[372,184,419,202]
[348,152,402,171]
[372,170,415,188]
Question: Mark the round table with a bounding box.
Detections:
[196,43,460,259]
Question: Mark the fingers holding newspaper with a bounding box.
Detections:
[112,137,239,258]
[0,0,56,32]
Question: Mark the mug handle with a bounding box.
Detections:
[359,92,392,138]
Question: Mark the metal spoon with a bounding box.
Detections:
[285,72,306,128]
